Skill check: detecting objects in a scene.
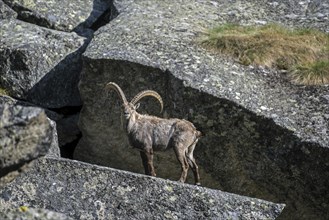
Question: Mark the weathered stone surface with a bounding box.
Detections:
[2,0,118,33]
[75,0,329,219]
[0,19,86,108]
[0,95,58,178]
[0,157,285,219]
[0,161,34,190]
[47,119,60,158]
[0,207,72,220]
[213,0,329,32]
[0,0,17,19]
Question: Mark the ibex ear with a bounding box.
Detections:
[134,103,140,110]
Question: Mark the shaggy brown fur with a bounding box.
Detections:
[106,82,202,185]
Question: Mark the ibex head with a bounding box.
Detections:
[105,82,163,119]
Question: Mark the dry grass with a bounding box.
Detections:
[201,23,329,85]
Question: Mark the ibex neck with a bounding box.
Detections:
[127,112,139,132]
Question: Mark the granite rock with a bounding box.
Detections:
[2,0,118,33]
[0,207,72,220]
[0,157,285,219]
[0,0,327,219]
[74,0,329,219]
[0,0,17,19]
[0,96,58,178]
[0,19,86,108]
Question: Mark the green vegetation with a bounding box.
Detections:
[201,23,329,85]
[0,87,9,96]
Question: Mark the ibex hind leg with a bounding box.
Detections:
[186,141,201,186]
[173,144,189,183]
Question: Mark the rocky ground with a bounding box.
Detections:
[1,0,328,219]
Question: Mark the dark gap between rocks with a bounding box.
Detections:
[48,106,82,115]
[48,106,82,159]
[90,3,119,31]
[59,133,82,159]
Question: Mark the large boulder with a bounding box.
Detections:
[2,0,118,33]
[0,0,17,19]
[0,95,59,178]
[74,0,329,219]
[0,157,285,219]
[0,19,86,108]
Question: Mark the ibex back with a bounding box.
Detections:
[105,82,202,185]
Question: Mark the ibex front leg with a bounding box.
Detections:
[140,148,156,176]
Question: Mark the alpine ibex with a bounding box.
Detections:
[105,82,202,185]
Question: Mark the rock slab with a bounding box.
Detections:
[0,19,86,108]
[0,0,17,19]
[0,157,285,220]
[0,96,56,177]
[3,0,117,33]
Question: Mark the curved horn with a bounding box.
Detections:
[105,82,128,104]
[130,90,163,113]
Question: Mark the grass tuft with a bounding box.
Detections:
[201,23,329,85]
[0,88,9,96]
[292,61,329,85]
